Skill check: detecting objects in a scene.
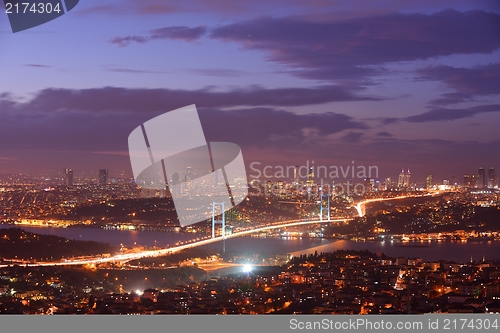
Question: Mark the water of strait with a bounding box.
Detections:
[1,224,499,262]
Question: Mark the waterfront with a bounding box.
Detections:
[2,224,500,262]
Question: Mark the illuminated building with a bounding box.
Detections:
[63,168,73,186]
[463,174,476,188]
[488,167,497,188]
[98,169,108,185]
[307,167,314,185]
[266,180,273,195]
[185,166,192,188]
[478,167,486,188]
[398,169,405,188]
[398,169,410,189]
[426,174,433,189]
[363,178,372,193]
[384,177,391,190]
[404,169,411,188]
[293,165,299,185]
[451,175,457,187]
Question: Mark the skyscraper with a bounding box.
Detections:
[463,174,476,188]
[397,169,411,189]
[488,167,497,188]
[307,167,314,185]
[185,166,192,188]
[398,169,405,188]
[63,168,73,186]
[426,174,433,189]
[363,178,373,193]
[384,177,391,190]
[98,169,108,185]
[478,167,486,188]
[404,169,411,188]
[293,166,299,185]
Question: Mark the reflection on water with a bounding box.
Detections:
[1,224,499,262]
[0,224,197,247]
[216,238,500,262]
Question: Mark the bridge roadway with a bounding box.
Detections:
[354,192,438,217]
[0,218,348,267]
[1,194,434,267]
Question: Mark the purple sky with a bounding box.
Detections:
[0,0,499,183]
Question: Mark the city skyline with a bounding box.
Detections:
[28,163,500,188]
[0,1,499,181]
[1,162,498,190]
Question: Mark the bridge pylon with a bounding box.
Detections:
[319,193,331,222]
[212,202,226,239]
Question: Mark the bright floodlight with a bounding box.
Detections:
[242,264,252,273]
[136,289,143,295]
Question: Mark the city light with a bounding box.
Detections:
[242,264,252,273]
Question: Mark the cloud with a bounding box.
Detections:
[103,65,171,74]
[149,26,207,41]
[209,10,500,81]
[110,26,207,46]
[0,85,373,157]
[108,10,500,85]
[340,132,364,143]
[186,68,249,78]
[375,131,393,137]
[0,87,498,179]
[418,63,500,105]
[199,108,368,148]
[404,104,500,123]
[109,36,149,47]
[427,93,474,106]
[0,89,369,155]
[4,85,378,114]
[91,151,131,157]
[79,0,500,18]
[24,64,52,68]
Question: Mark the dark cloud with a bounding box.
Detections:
[109,36,149,47]
[80,0,256,16]
[0,88,499,180]
[340,132,364,143]
[110,26,207,46]
[24,64,53,68]
[418,63,500,105]
[0,86,371,158]
[0,91,368,155]
[103,65,171,74]
[7,85,377,114]
[79,0,500,18]
[108,10,500,85]
[199,108,368,148]
[404,104,500,123]
[427,93,474,106]
[376,131,393,137]
[186,68,249,78]
[149,26,207,41]
[209,10,500,81]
